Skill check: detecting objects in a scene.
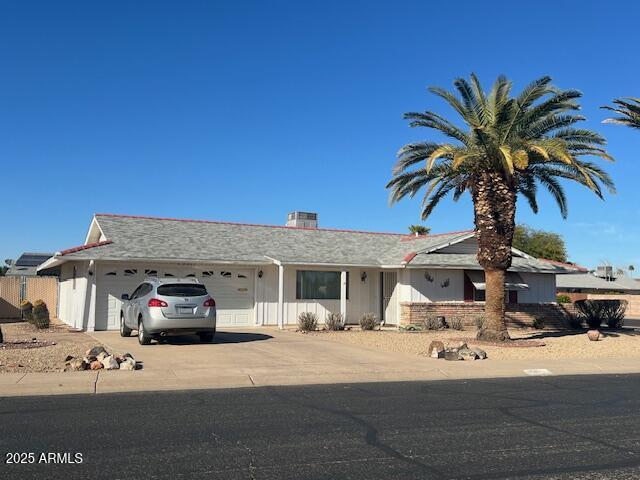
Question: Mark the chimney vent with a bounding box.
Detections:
[287,211,318,228]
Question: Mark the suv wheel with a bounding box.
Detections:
[138,318,152,345]
[120,314,132,337]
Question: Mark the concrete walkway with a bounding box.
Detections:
[2,328,640,397]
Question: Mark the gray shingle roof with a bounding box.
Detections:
[51,214,563,272]
[557,272,640,291]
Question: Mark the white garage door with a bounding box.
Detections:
[199,269,254,326]
[96,265,254,330]
[96,266,145,331]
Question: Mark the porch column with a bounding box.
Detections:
[277,264,284,329]
[340,270,347,322]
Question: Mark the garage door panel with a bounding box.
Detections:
[200,269,253,327]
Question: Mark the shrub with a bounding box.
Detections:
[574,299,627,330]
[20,300,33,323]
[448,316,464,331]
[568,315,584,330]
[556,294,571,304]
[474,316,485,330]
[423,315,447,330]
[32,300,50,329]
[532,317,545,330]
[359,313,378,330]
[325,313,345,331]
[297,312,318,332]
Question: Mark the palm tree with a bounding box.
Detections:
[387,74,615,341]
[409,225,431,235]
[602,98,640,129]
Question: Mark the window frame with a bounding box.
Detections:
[295,270,349,300]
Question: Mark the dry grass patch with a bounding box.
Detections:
[307,327,640,360]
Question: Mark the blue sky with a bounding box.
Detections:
[1,0,639,269]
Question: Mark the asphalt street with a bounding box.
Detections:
[1,374,640,479]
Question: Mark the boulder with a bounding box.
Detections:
[119,358,136,371]
[471,347,487,360]
[64,355,74,362]
[101,355,119,370]
[89,360,103,370]
[65,358,87,371]
[96,351,109,362]
[122,352,134,360]
[427,340,445,358]
[445,341,468,352]
[458,348,478,361]
[444,350,462,361]
[86,346,108,358]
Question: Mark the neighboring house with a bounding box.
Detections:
[38,212,571,331]
[556,265,640,294]
[6,252,55,277]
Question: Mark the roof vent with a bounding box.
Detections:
[287,211,318,228]
[595,265,614,281]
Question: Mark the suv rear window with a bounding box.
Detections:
[157,284,208,297]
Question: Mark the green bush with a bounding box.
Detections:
[574,299,627,330]
[556,294,571,304]
[448,316,464,331]
[20,300,33,323]
[32,300,50,329]
[325,313,345,331]
[359,313,378,330]
[297,312,318,332]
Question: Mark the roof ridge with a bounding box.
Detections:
[94,213,472,238]
[60,240,113,256]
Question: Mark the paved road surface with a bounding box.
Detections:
[2,375,640,479]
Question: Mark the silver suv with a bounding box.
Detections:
[120,277,217,345]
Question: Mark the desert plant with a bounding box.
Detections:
[448,316,464,331]
[474,316,486,330]
[556,294,571,304]
[532,317,546,329]
[574,299,627,330]
[297,312,318,332]
[568,315,584,330]
[32,300,50,329]
[325,313,345,331]
[423,315,447,330]
[359,313,378,330]
[388,74,615,341]
[20,300,33,323]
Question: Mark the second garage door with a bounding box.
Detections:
[199,269,254,326]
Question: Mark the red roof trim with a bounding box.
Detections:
[60,240,113,256]
[402,252,417,263]
[538,258,589,272]
[95,213,472,238]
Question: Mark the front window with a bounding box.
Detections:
[296,270,348,300]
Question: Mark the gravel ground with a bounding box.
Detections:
[306,327,640,360]
[0,322,103,373]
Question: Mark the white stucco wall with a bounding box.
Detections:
[58,261,94,330]
[406,269,466,302]
[517,272,556,303]
[255,265,381,326]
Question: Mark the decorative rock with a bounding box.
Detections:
[119,358,136,370]
[90,360,103,370]
[587,330,600,341]
[444,350,462,361]
[427,340,445,358]
[96,351,109,362]
[458,348,478,361]
[64,355,75,362]
[65,358,87,371]
[86,346,108,358]
[445,341,468,352]
[471,347,487,360]
[122,352,134,360]
[101,355,119,370]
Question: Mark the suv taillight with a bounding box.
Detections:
[203,298,216,307]
[148,298,168,307]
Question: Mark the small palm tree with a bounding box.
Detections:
[409,225,431,235]
[388,74,615,341]
[602,98,640,130]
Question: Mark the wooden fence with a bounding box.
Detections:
[0,276,58,320]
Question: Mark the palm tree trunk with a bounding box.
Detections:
[471,171,516,342]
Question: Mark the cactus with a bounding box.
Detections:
[20,300,33,323]
[32,300,50,329]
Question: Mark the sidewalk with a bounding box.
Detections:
[2,328,639,397]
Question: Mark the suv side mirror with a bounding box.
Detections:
[121,293,129,301]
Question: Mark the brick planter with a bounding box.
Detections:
[400,302,577,329]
